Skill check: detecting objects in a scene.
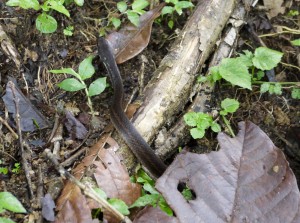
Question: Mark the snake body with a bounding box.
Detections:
[97,37,167,179]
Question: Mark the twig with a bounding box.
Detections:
[10,82,34,199]
[44,149,132,223]
[0,116,18,139]
[36,166,44,223]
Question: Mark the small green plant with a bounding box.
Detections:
[63,25,74,36]
[0,192,27,223]
[50,56,107,115]
[11,163,21,174]
[200,47,299,99]
[6,0,82,33]
[287,9,299,17]
[0,160,8,175]
[130,170,173,216]
[161,0,194,29]
[184,98,239,139]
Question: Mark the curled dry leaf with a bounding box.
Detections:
[106,3,165,64]
[55,135,141,223]
[156,121,300,223]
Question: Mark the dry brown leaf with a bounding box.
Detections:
[263,0,286,19]
[156,121,300,223]
[106,3,165,64]
[133,206,179,223]
[55,135,141,222]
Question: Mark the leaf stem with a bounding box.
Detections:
[222,115,235,137]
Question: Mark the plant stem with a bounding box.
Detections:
[222,115,235,137]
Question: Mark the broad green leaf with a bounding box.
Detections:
[110,17,121,29]
[260,82,270,93]
[209,66,222,83]
[127,10,140,26]
[74,0,84,6]
[211,122,221,133]
[50,68,81,80]
[0,192,26,213]
[158,197,173,216]
[219,58,252,90]
[78,56,95,80]
[196,113,212,130]
[252,47,283,70]
[190,127,205,139]
[161,6,174,15]
[130,194,160,208]
[36,13,57,34]
[0,217,16,223]
[174,5,183,15]
[291,39,300,46]
[236,50,254,67]
[117,1,127,12]
[221,98,239,114]
[143,183,159,194]
[184,112,198,127]
[6,0,40,10]
[93,188,107,200]
[291,88,300,99]
[176,1,193,9]
[44,0,70,17]
[108,198,129,215]
[88,77,107,97]
[273,83,282,95]
[57,78,86,91]
[132,0,149,11]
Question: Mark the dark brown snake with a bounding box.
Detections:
[97,37,167,179]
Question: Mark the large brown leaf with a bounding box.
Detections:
[106,3,164,64]
[156,121,300,223]
[55,135,141,223]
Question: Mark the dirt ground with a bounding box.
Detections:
[0,0,299,222]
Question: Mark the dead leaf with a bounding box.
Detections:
[55,135,141,223]
[41,193,56,221]
[156,121,300,223]
[65,110,88,139]
[106,3,165,64]
[133,206,179,223]
[2,81,50,131]
[263,0,286,19]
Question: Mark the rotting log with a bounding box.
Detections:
[114,0,236,172]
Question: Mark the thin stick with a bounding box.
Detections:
[0,116,18,139]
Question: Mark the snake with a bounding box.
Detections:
[97,37,167,179]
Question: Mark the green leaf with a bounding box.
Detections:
[161,6,174,15]
[117,1,127,12]
[36,13,57,34]
[63,26,74,36]
[273,83,282,95]
[0,167,8,175]
[0,192,26,213]
[195,113,212,130]
[0,217,16,223]
[110,17,121,29]
[256,70,265,80]
[190,127,205,139]
[158,197,173,216]
[132,0,149,11]
[108,198,129,215]
[221,98,239,114]
[184,112,197,127]
[260,82,270,93]
[78,55,95,80]
[197,75,207,83]
[291,39,300,46]
[6,0,40,10]
[252,47,283,70]
[127,10,140,26]
[93,188,107,200]
[236,50,254,67]
[74,0,84,6]
[168,20,174,29]
[174,5,183,15]
[130,194,160,208]
[165,0,178,4]
[219,58,252,90]
[211,122,221,133]
[182,188,193,200]
[57,78,86,92]
[143,183,159,195]
[50,68,81,80]
[291,88,300,99]
[208,66,222,83]
[88,77,107,97]
[44,0,70,17]
[176,1,193,9]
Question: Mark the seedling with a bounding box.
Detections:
[199,47,299,99]
[6,0,82,33]
[0,192,27,223]
[184,98,239,139]
[50,56,107,115]
[63,25,74,36]
[11,163,21,174]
